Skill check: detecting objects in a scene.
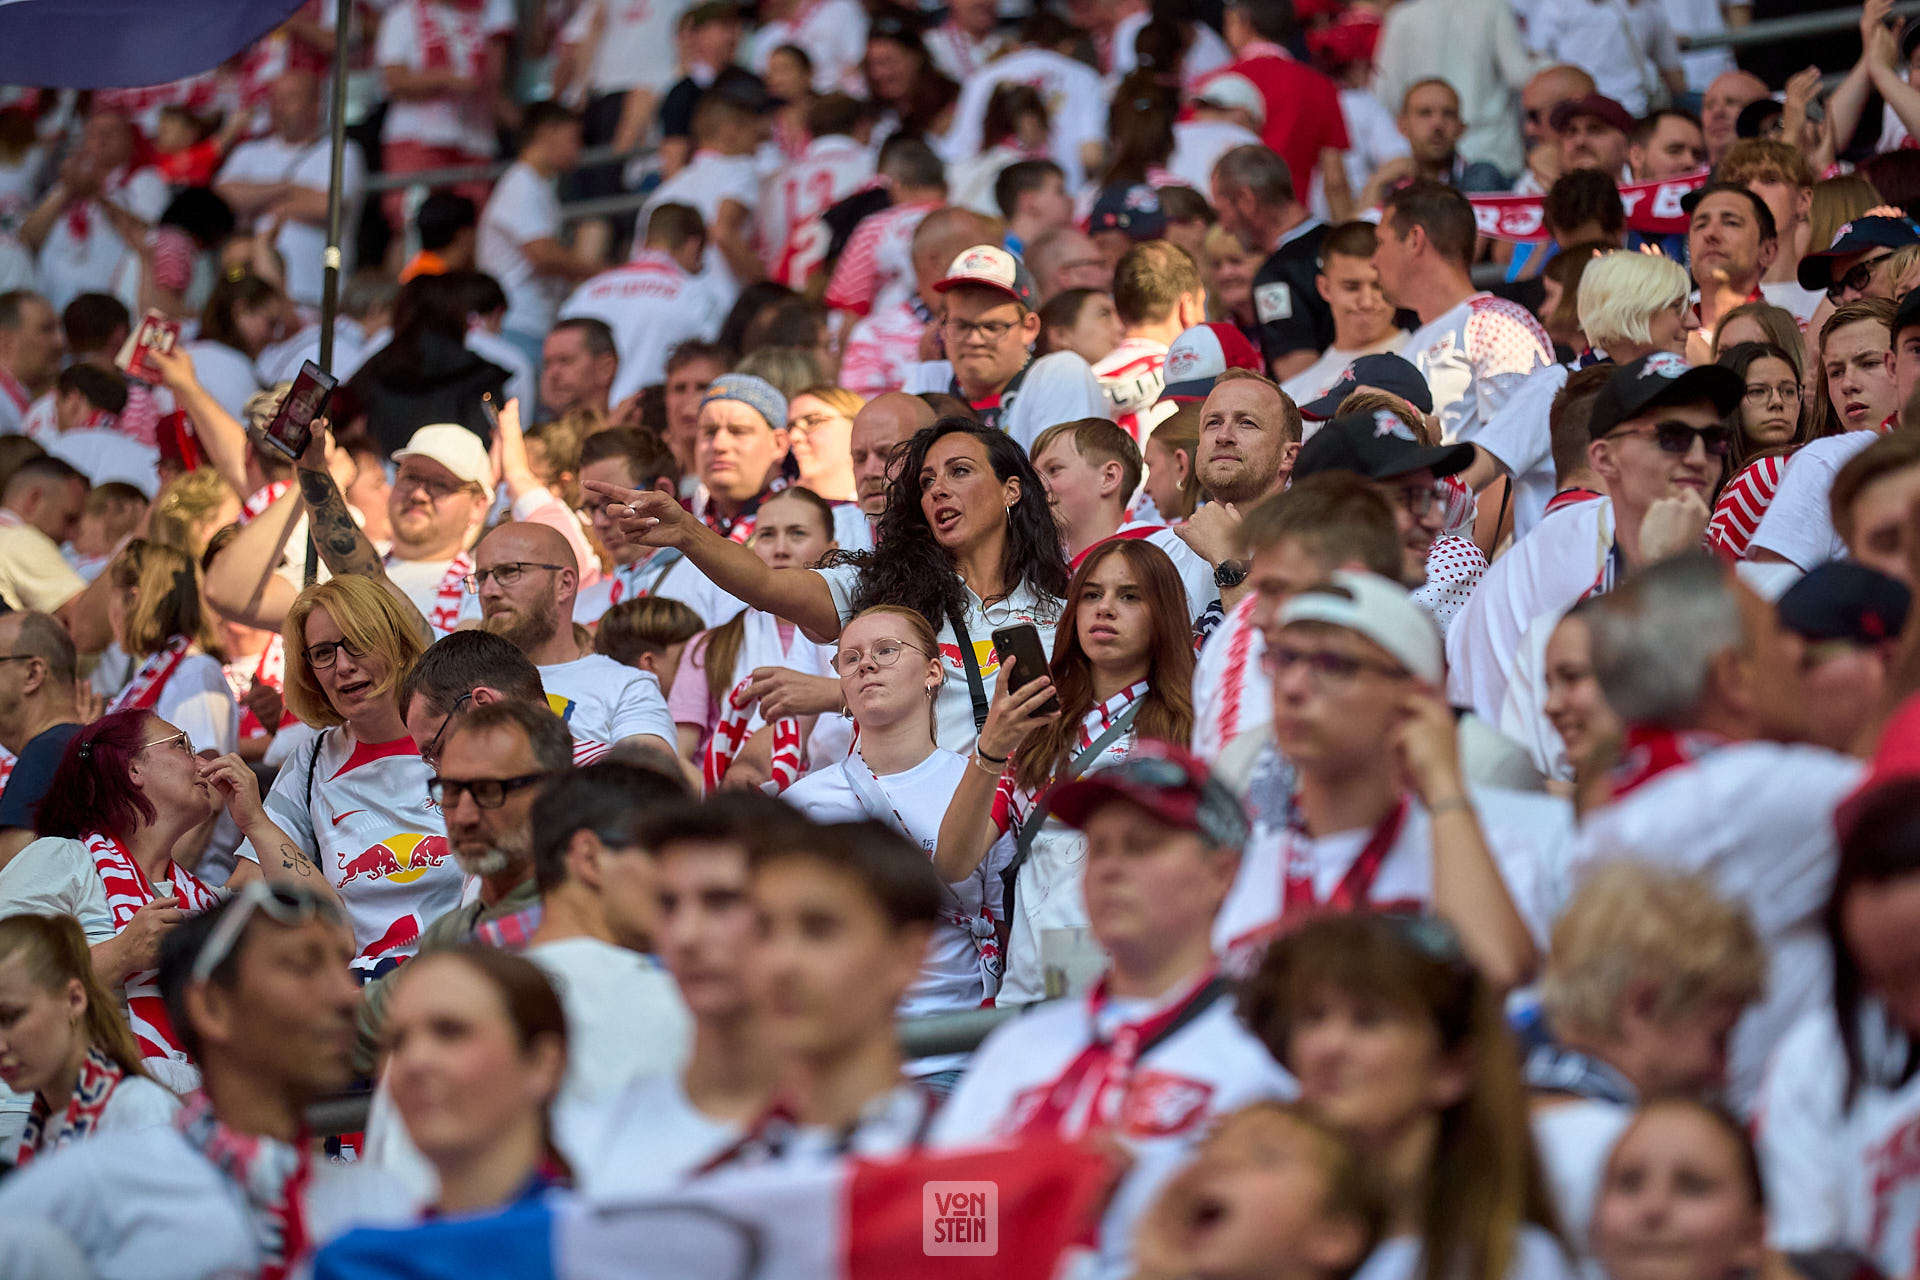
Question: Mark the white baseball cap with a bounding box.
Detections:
[393,423,495,503]
[1192,73,1266,126]
[934,244,1038,309]
[1275,570,1443,685]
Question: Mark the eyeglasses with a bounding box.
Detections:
[422,691,473,764]
[1261,642,1408,685]
[1605,421,1733,458]
[789,412,844,434]
[464,562,568,593]
[396,470,478,503]
[1742,380,1801,406]
[1392,481,1450,518]
[428,771,550,810]
[190,881,343,984]
[305,639,367,670]
[832,639,928,674]
[140,729,196,757]
[0,653,35,668]
[943,317,1019,342]
[1829,252,1895,303]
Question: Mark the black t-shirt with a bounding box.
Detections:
[0,721,82,831]
[1251,221,1334,367]
[659,77,701,141]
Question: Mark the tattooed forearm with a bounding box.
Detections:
[278,843,316,877]
[298,467,385,578]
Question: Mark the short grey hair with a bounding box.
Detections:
[1212,144,1295,206]
[1589,554,1743,726]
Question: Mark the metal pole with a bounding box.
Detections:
[1679,1,1920,51]
[309,0,354,587]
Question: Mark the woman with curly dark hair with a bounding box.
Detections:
[584,418,1069,752]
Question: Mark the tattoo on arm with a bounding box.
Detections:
[298,467,385,578]
[278,843,315,877]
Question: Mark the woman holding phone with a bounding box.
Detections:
[587,418,1070,752]
[934,539,1195,1002]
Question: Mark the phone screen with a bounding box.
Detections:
[260,361,338,462]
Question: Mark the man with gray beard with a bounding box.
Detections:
[469,521,675,755]
[353,701,574,1072]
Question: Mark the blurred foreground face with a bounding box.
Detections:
[1590,1104,1764,1280]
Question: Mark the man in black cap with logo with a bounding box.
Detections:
[1797,213,1920,306]
[1778,561,1911,753]
[1297,352,1435,428]
[901,244,1110,452]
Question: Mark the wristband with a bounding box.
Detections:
[975,744,1009,766]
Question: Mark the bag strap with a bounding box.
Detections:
[304,726,329,812]
[944,602,991,735]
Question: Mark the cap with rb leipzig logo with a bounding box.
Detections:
[1292,408,1474,484]
[934,244,1037,309]
[1088,182,1167,242]
[1587,351,1743,440]
[1299,352,1433,421]
[1158,322,1264,403]
[1796,212,1920,291]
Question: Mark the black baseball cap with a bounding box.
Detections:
[1088,182,1167,241]
[1300,353,1434,421]
[1587,352,1744,440]
[1778,562,1911,645]
[1798,214,1920,291]
[1291,408,1474,482]
[1897,288,1920,341]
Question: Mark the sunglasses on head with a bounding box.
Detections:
[190,881,343,984]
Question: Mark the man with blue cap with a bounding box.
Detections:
[694,372,791,543]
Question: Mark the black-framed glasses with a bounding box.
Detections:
[306,639,367,670]
[1829,252,1895,302]
[464,562,568,593]
[831,639,928,674]
[1261,642,1408,685]
[943,317,1019,342]
[1742,380,1801,406]
[140,729,196,757]
[428,771,550,810]
[1606,421,1733,458]
[422,691,473,764]
[191,881,343,983]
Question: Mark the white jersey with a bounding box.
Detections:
[1167,119,1263,195]
[561,250,726,403]
[540,653,676,747]
[142,651,240,758]
[1445,497,1613,723]
[924,21,1008,82]
[942,47,1108,191]
[1472,359,1570,541]
[556,1071,741,1198]
[478,159,565,339]
[556,0,680,96]
[217,133,363,308]
[900,350,1113,453]
[34,164,169,311]
[531,937,690,1108]
[823,200,935,320]
[573,548,747,630]
[816,564,1063,752]
[1747,430,1876,570]
[1193,593,1270,763]
[1533,1098,1634,1260]
[748,0,868,92]
[837,298,926,397]
[932,977,1297,1280]
[1280,334,1411,422]
[236,726,461,978]
[639,151,761,313]
[0,1124,420,1280]
[1402,292,1553,445]
[783,749,1011,1019]
[374,0,514,156]
[1091,337,1172,443]
[1757,1007,1920,1277]
[10,1071,177,1165]
[1571,742,1865,1111]
[759,135,873,289]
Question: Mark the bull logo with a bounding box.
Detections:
[337,833,452,886]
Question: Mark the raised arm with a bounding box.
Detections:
[149,344,250,499]
[203,485,304,630]
[584,481,842,640]
[294,428,433,644]
[933,659,1060,883]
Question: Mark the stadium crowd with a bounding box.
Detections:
[3,0,1920,1275]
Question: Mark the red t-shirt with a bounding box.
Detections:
[1210,46,1348,193]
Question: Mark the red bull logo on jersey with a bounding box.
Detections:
[338,833,452,886]
[939,638,1004,680]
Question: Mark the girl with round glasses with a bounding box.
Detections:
[215,576,458,985]
[1707,341,1813,559]
[935,540,1195,1003]
[0,710,256,1090]
[782,605,1006,1086]
[0,913,179,1164]
[101,540,240,758]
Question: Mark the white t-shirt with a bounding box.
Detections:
[901,350,1113,453]
[182,339,265,423]
[384,554,483,639]
[573,548,746,630]
[1525,0,1671,115]
[557,0,681,96]
[46,428,160,499]
[941,47,1108,192]
[815,564,1063,752]
[255,318,379,389]
[477,159,565,339]
[144,651,240,757]
[1472,359,1570,541]
[217,133,364,307]
[784,749,1011,1020]
[1747,430,1876,570]
[0,1125,420,1280]
[1757,1006,1920,1276]
[540,653,676,748]
[1760,280,1823,326]
[1280,332,1411,422]
[556,1072,741,1198]
[1402,292,1554,445]
[1167,118,1263,195]
[1445,497,1614,724]
[748,0,869,93]
[375,0,514,156]
[759,134,874,290]
[1532,1098,1634,1258]
[560,251,726,402]
[34,165,170,312]
[1352,1226,1579,1280]
[932,984,1297,1280]
[638,151,761,314]
[1570,742,1865,1111]
[236,725,462,978]
[527,937,691,1107]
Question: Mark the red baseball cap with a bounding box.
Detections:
[1047,739,1249,848]
[1159,322,1264,403]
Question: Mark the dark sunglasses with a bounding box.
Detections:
[1606,421,1733,458]
[1828,252,1894,303]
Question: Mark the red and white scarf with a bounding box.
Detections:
[704,676,804,793]
[227,636,286,739]
[174,1091,313,1280]
[90,830,223,1069]
[106,635,193,715]
[0,364,30,417]
[390,550,474,635]
[240,480,293,526]
[996,681,1148,834]
[1610,725,1728,800]
[14,1045,125,1167]
[1283,794,1410,915]
[1009,967,1225,1140]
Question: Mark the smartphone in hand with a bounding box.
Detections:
[991,622,1061,717]
[117,310,181,385]
[259,361,338,462]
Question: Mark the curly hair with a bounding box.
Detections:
[836,419,1068,627]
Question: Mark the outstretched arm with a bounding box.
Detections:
[294,427,432,644]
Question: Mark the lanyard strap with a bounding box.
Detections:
[945,601,991,734]
[1283,794,1410,916]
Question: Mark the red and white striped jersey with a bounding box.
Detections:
[838,298,928,397]
[824,200,938,319]
[759,135,873,289]
[1708,453,1786,561]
